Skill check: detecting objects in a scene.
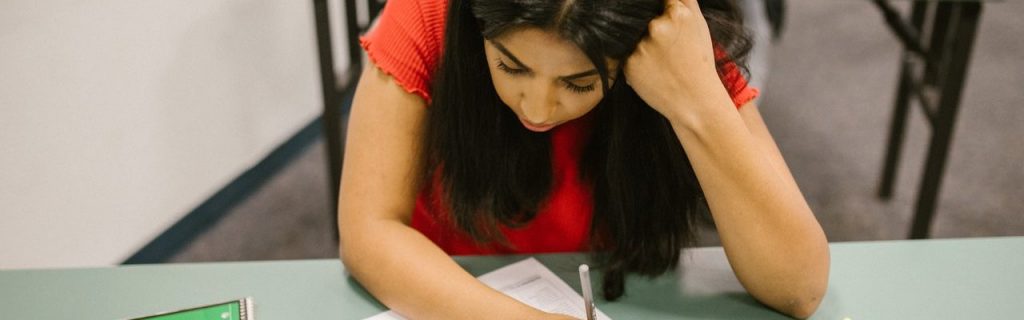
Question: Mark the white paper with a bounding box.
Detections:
[365,257,612,319]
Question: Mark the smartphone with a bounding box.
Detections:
[128,297,254,320]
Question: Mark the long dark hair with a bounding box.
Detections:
[424,0,751,300]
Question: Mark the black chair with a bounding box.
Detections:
[313,0,386,239]
[871,0,985,239]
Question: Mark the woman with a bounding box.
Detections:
[339,0,830,318]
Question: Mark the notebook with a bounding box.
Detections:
[365,257,612,319]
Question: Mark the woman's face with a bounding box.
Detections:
[484,28,618,132]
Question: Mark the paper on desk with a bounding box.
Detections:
[364,257,612,320]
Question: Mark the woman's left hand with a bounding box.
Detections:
[624,0,728,121]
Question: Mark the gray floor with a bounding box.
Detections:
[172,1,1024,263]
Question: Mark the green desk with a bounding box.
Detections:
[2,237,1021,319]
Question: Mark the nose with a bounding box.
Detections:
[520,83,558,124]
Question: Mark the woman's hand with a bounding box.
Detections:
[624,0,729,121]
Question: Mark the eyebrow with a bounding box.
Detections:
[492,41,600,82]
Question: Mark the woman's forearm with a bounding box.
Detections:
[338,63,559,319]
[667,90,830,318]
[340,219,548,320]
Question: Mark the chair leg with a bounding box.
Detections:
[878,57,915,199]
[324,97,345,242]
[878,2,929,200]
[314,0,343,241]
[909,3,981,239]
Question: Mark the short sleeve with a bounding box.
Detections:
[359,0,448,102]
[714,47,760,109]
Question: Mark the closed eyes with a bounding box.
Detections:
[495,59,596,94]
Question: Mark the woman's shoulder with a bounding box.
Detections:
[421,0,449,37]
[712,45,759,108]
[376,0,448,45]
[360,0,450,102]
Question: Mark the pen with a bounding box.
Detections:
[578,264,595,320]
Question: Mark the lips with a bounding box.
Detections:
[519,118,557,132]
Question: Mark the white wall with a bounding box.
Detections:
[0,0,350,269]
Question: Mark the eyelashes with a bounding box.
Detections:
[495,60,596,94]
[495,60,528,76]
[563,81,595,94]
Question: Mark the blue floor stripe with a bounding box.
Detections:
[123,117,324,264]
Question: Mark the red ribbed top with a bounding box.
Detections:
[359,0,760,255]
